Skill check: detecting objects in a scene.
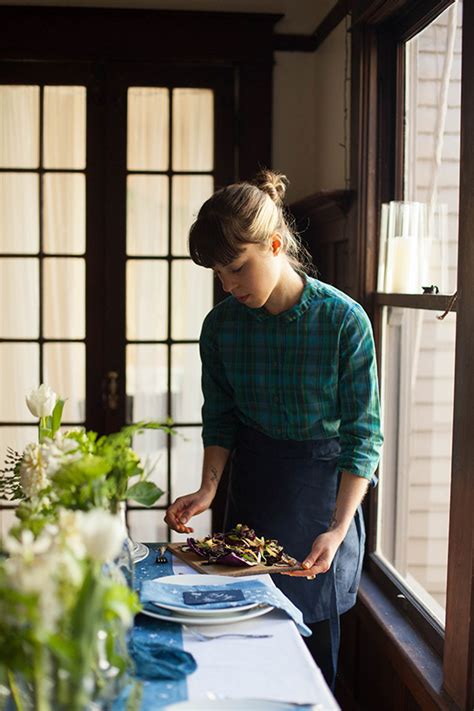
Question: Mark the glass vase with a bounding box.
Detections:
[117,502,149,564]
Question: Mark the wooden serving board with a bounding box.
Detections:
[166,542,301,577]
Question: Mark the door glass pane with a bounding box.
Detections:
[126,261,168,341]
[171,260,213,340]
[126,344,168,423]
[1,258,39,338]
[129,429,168,508]
[0,85,39,168]
[0,343,39,422]
[127,175,168,256]
[170,427,210,541]
[1,510,18,538]
[172,175,214,255]
[0,426,37,475]
[0,173,39,253]
[378,307,456,625]
[171,344,203,423]
[43,173,86,254]
[172,88,213,171]
[128,510,168,544]
[43,258,85,339]
[404,2,461,294]
[43,86,86,169]
[127,87,169,171]
[43,343,85,422]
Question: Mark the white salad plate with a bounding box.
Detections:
[148,574,262,617]
[156,574,246,586]
[141,603,273,626]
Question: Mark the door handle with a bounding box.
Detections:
[103,370,119,412]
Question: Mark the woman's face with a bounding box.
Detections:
[213,241,281,309]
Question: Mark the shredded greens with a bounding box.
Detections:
[185,523,297,568]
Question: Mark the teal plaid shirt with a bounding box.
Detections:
[200,276,383,480]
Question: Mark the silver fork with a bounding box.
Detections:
[155,544,168,564]
[182,625,273,642]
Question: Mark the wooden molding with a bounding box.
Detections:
[0,6,281,62]
[357,573,459,711]
[274,0,349,53]
[290,189,355,223]
[443,0,474,706]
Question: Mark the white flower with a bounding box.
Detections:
[56,509,87,560]
[4,528,53,560]
[41,432,81,476]
[4,529,57,597]
[19,443,49,497]
[77,509,125,563]
[26,384,57,418]
[4,527,79,633]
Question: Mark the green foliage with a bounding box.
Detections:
[1,421,171,529]
[39,399,67,442]
[126,481,164,506]
[0,448,22,502]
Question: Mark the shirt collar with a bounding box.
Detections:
[243,275,318,322]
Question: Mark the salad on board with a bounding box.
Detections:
[185,523,298,568]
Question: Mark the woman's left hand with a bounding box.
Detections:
[282,530,344,579]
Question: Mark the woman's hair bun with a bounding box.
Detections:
[253,169,288,206]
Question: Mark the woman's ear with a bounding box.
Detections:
[271,234,282,255]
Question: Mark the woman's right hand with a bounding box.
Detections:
[164,487,215,534]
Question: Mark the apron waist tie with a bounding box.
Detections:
[328,553,341,691]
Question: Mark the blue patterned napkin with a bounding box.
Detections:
[128,628,197,680]
[141,578,312,637]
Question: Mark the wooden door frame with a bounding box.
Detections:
[0,6,276,434]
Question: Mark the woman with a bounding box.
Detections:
[165,170,383,689]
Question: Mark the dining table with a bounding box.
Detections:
[113,543,341,711]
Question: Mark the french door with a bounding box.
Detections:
[0,61,235,541]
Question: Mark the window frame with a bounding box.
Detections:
[351,0,474,707]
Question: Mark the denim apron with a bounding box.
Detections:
[224,426,366,678]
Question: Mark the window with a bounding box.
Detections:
[355,0,474,705]
[376,2,462,627]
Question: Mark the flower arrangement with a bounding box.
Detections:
[0,508,140,710]
[0,384,172,710]
[1,384,171,536]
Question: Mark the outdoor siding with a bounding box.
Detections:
[405,6,461,611]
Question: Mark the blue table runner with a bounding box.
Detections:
[113,543,190,710]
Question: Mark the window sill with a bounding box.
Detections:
[357,572,458,711]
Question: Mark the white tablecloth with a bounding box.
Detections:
[172,560,340,710]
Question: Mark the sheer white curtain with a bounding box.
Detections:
[0,84,86,440]
[125,87,214,542]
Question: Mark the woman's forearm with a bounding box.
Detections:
[328,470,369,542]
[200,445,232,494]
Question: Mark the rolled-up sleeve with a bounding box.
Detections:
[337,304,383,481]
[200,313,239,450]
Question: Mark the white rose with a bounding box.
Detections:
[26,384,57,418]
[77,509,125,563]
[19,443,49,497]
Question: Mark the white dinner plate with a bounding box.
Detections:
[148,574,262,617]
[153,600,260,617]
[164,699,314,710]
[140,603,273,626]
